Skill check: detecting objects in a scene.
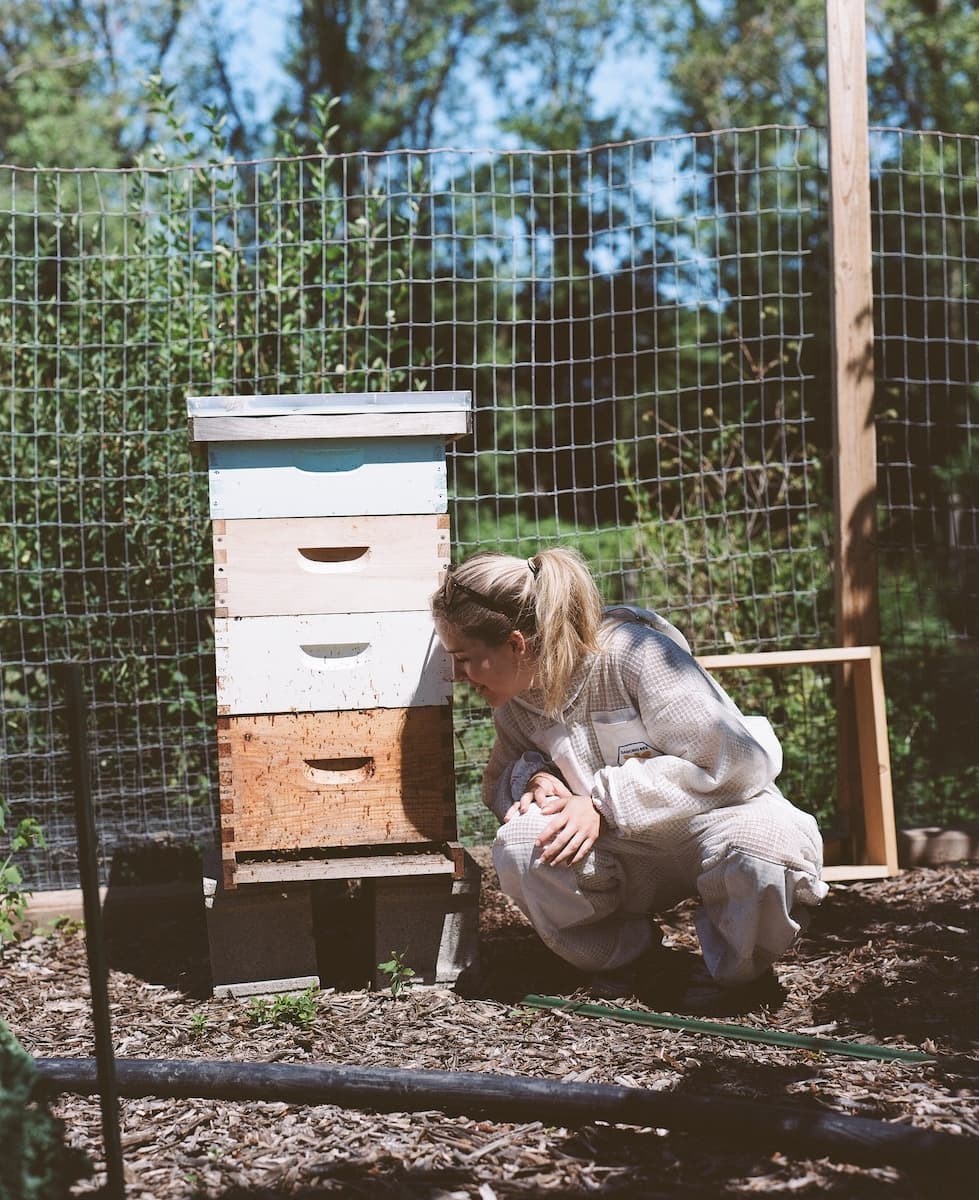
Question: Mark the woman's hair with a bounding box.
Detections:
[431,547,603,716]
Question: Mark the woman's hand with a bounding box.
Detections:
[503,771,570,823]
[536,793,604,866]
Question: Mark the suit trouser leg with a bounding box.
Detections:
[691,799,828,985]
[492,806,653,972]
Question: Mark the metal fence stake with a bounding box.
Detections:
[63,663,126,1200]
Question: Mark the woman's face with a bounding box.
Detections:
[435,621,535,708]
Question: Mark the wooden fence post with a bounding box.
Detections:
[825,0,881,854]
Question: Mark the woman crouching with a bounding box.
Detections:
[431,546,827,1013]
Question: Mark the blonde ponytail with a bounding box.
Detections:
[530,548,603,715]
[432,545,603,717]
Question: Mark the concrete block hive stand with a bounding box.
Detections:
[187,391,480,997]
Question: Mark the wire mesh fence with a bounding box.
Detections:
[1,124,975,890]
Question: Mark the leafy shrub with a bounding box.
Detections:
[0,1018,91,1199]
[0,810,45,951]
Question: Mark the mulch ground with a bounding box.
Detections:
[3,849,978,1199]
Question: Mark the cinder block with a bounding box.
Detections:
[898,826,979,867]
[370,850,481,989]
[203,854,319,997]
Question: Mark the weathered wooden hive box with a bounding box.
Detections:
[188,392,472,892]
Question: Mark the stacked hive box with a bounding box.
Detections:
[187,392,478,996]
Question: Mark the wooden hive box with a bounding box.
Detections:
[212,513,451,618]
[217,707,458,853]
[188,391,472,889]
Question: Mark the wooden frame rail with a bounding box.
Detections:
[696,646,899,882]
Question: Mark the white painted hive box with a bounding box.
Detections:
[190,390,471,711]
[189,392,469,520]
[214,611,451,714]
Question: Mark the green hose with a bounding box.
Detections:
[520,994,938,1065]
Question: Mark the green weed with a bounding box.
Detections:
[245,986,319,1029]
[377,949,417,998]
[187,1011,208,1039]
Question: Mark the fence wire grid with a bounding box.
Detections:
[2,125,976,889]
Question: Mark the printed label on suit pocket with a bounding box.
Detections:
[616,740,656,765]
[592,709,658,768]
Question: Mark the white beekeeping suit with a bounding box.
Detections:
[485,606,827,986]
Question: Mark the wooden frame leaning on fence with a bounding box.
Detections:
[696,646,899,883]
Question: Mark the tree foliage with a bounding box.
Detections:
[654,0,979,134]
[0,0,124,168]
[0,0,265,167]
[275,0,642,154]
[277,0,499,153]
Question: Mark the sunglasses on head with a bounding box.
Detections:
[443,568,519,619]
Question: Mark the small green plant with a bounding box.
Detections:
[183,1171,204,1199]
[245,996,271,1025]
[0,810,45,951]
[52,916,84,937]
[377,949,417,998]
[187,1011,208,1039]
[245,986,319,1029]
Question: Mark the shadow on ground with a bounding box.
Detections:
[102,837,213,999]
[800,882,979,1053]
[97,836,979,1064]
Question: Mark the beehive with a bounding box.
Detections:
[188,392,472,892]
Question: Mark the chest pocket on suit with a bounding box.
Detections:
[591,708,659,767]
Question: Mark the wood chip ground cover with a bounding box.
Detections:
[2,852,977,1198]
